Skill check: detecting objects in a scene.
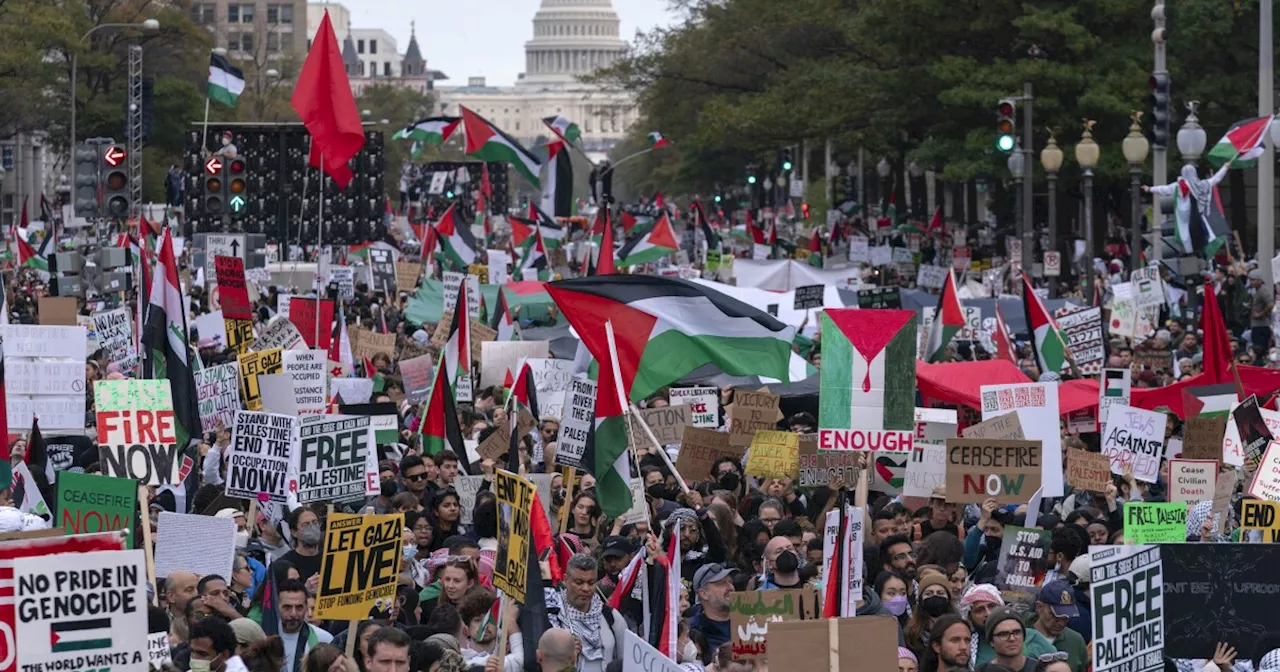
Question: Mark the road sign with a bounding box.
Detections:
[200,233,246,277]
[104,146,127,167]
[1044,251,1061,277]
[205,157,223,174]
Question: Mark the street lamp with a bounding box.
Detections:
[69,19,161,181]
[876,156,890,214]
[1123,111,1151,272]
[1075,120,1100,304]
[1177,101,1207,166]
[908,160,924,216]
[1040,132,1064,297]
[1007,147,1025,252]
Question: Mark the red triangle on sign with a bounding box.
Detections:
[824,309,916,392]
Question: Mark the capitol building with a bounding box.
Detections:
[433,0,639,162]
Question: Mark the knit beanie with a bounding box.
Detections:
[984,606,1025,644]
[917,572,951,600]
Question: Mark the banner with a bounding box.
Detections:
[1123,502,1187,543]
[215,255,252,320]
[729,588,820,659]
[1090,544,1164,671]
[226,411,297,503]
[668,386,719,428]
[14,549,148,672]
[94,380,182,486]
[993,526,1051,614]
[289,297,335,350]
[252,318,305,352]
[943,439,1042,504]
[90,308,138,374]
[56,471,138,549]
[1101,405,1167,483]
[493,470,534,597]
[282,349,328,416]
[315,513,404,620]
[554,378,595,470]
[295,415,378,504]
[239,348,283,411]
[194,362,241,433]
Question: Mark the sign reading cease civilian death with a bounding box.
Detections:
[294,415,378,504]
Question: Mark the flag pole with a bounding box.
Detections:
[316,152,324,349]
[605,320,638,510]
[199,97,211,157]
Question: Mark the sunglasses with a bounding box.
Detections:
[404,473,427,482]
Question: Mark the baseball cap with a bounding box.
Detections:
[693,563,736,592]
[601,536,634,559]
[1037,579,1081,618]
[214,508,245,521]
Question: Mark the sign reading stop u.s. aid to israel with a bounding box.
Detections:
[817,309,917,452]
[15,549,148,672]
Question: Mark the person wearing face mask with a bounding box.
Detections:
[189,615,250,672]
[963,500,1012,584]
[904,571,956,661]
[755,536,803,589]
[875,570,912,633]
[365,461,399,515]
[281,507,324,583]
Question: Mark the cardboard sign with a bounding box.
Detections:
[994,526,1052,614]
[554,378,596,470]
[396,262,422,293]
[252,318,305,352]
[1090,545,1164,671]
[1212,470,1238,534]
[766,617,898,672]
[1066,448,1112,493]
[289,297,335,350]
[744,430,800,479]
[915,264,948,289]
[194,362,240,433]
[1123,502,1187,543]
[226,411,297,503]
[477,410,535,462]
[944,438,1042,504]
[1101,405,1167,483]
[729,588,820,660]
[668,386,719,427]
[224,317,255,355]
[314,513,404,620]
[350,326,397,364]
[399,355,435,404]
[639,406,688,447]
[91,308,139,373]
[1240,500,1280,542]
[94,380,183,486]
[675,427,743,480]
[14,549,148,672]
[56,471,138,549]
[1182,415,1227,462]
[38,296,79,326]
[902,444,946,497]
[793,285,824,310]
[961,412,1025,440]
[215,255,252,319]
[154,511,236,580]
[294,415,378,504]
[1168,459,1216,503]
[727,390,780,447]
[798,434,859,487]
[980,382,1063,497]
[494,470,534,597]
[238,347,283,411]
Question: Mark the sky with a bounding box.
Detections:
[340,0,682,87]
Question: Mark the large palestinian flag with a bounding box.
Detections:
[443,283,473,402]
[818,309,917,450]
[617,213,679,266]
[1207,115,1274,168]
[1022,273,1070,375]
[461,106,542,187]
[433,203,477,270]
[393,117,461,144]
[419,353,469,468]
[923,269,963,363]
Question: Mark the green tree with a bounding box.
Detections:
[356,83,436,197]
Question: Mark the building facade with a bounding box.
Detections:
[306,5,444,96]
[189,0,309,57]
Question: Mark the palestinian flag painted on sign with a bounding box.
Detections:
[818,309,918,433]
[1207,115,1274,168]
[924,269,963,363]
[433,203,477,270]
[461,105,542,187]
[51,618,112,653]
[617,213,679,266]
[392,117,460,144]
[1022,272,1070,375]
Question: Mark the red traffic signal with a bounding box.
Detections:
[104,146,127,167]
[205,157,223,174]
[998,101,1015,117]
[229,159,246,174]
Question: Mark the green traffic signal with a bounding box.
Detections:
[747,176,757,185]
[229,195,246,213]
[782,160,793,171]
[996,135,1016,152]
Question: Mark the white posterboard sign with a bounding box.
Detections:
[442,271,482,321]
[555,377,597,470]
[155,512,237,580]
[527,358,573,420]
[252,317,306,352]
[821,505,864,618]
[3,325,88,431]
[226,411,298,503]
[195,362,242,433]
[283,349,329,415]
[668,386,720,428]
[1100,404,1166,483]
[980,382,1064,497]
[1089,544,1163,672]
[480,341,550,389]
[294,415,378,504]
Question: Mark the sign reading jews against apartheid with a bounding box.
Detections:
[56,471,138,549]
[1101,404,1167,483]
[818,309,917,452]
[294,415,378,504]
[226,411,298,503]
[943,439,1042,504]
[493,470,535,597]
[1090,544,1164,672]
[94,380,183,486]
[315,513,404,620]
[14,549,149,672]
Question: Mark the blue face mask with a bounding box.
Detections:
[403,545,418,561]
[884,596,909,616]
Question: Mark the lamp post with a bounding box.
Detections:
[1177,101,1207,167]
[876,156,891,215]
[1123,112,1151,271]
[1076,120,1101,304]
[1040,133,1064,297]
[1007,148,1025,261]
[908,160,924,217]
[69,19,160,180]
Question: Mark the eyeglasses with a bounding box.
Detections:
[760,517,780,525]
[1038,652,1069,663]
[992,629,1023,641]
[404,473,427,482]
[891,551,916,561]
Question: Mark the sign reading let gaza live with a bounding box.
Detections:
[295,415,378,504]
[94,380,184,486]
[817,309,917,452]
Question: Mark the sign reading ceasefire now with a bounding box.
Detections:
[944,439,1042,504]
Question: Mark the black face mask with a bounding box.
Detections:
[920,595,951,618]
[380,480,398,498]
[718,472,740,492]
[983,535,1002,560]
[775,550,799,574]
[647,484,669,500]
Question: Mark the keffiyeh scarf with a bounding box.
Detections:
[554,591,605,662]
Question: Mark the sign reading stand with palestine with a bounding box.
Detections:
[793,285,824,310]
[294,415,378,504]
[94,380,184,486]
[818,309,917,453]
[315,513,404,620]
[226,411,297,503]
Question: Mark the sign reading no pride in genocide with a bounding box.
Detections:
[227,411,297,503]
[95,380,184,487]
[15,549,148,672]
[315,513,404,620]
[295,415,377,504]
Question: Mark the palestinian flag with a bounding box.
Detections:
[589,326,633,517]
[617,213,679,266]
[517,490,557,664]
[50,618,112,653]
[16,232,46,272]
[993,305,1017,365]
[207,53,245,108]
[819,309,917,433]
[607,546,647,610]
[692,200,721,252]
[419,353,469,466]
[489,290,516,341]
[929,206,943,232]
[1208,115,1274,168]
[433,203,477,270]
[647,132,669,149]
[529,203,566,248]
[443,285,473,402]
[540,140,573,218]
[461,105,542,187]
[519,224,548,280]
[392,117,460,144]
[542,115,581,144]
[506,359,539,472]
[923,269,963,363]
[1200,279,1233,384]
[807,230,824,268]
[510,216,537,249]
[1022,272,1070,375]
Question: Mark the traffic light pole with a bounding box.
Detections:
[1021,82,1034,273]
[1260,0,1275,284]
[1152,1,1168,263]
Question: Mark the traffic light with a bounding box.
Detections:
[204,156,226,216]
[801,202,810,219]
[714,193,722,203]
[747,166,758,185]
[1150,72,1172,147]
[781,147,794,172]
[102,145,130,219]
[996,99,1017,152]
[227,157,247,216]
[73,142,103,218]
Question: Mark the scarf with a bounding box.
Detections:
[557,591,605,662]
[667,508,706,562]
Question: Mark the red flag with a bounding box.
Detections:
[929,206,942,232]
[1200,281,1233,384]
[621,211,637,235]
[597,209,616,275]
[291,10,365,189]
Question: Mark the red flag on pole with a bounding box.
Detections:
[290,10,365,189]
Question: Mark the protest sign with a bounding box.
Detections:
[554,378,596,470]
[818,309,917,453]
[639,406,688,447]
[980,382,1063,496]
[1183,415,1227,462]
[14,549,148,672]
[56,471,137,549]
[252,318,305,352]
[295,415,377,504]
[944,439,1041,504]
[1222,398,1280,468]
[288,297,335,349]
[454,475,486,526]
[494,470,535,597]
[1123,502,1187,543]
[315,513,404,620]
[396,262,422,293]
[330,378,374,404]
[766,616,898,672]
[399,355,435,404]
[1101,405,1167,483]
[798,434,858,487]
[1168,459,1216,503]
[442,271,482,321]
[902,444,946,497]
[282,349,328,416]
[729,588,820,660]
[744,430,800,479]
[38,296,78,326]
[224,317,255,355]
[238,347,283,411]
[1241,500,1280,542]
[914,407,958,445]
[961,412,1025,440]
[477,411,536,462]
[1053,306,1105,374]
[368,248,397,295]
[915,264,948,290]
[792,284,824,310]
[623,631,683,672]
[855,286,901,309]
[727,390,782,448]
[1211,470,1238,534]
[1098,368,1131,425]
[1248,440,1280,501]
[1089,544,1164,672]
[192,311,228,348]
[1163,544,1280,658]
[667,386,719,427]
[330,266,356,300]
[215,255,251,319]
[479,341,549,388]
[820,505,864,618]
[675,427,743,480]
[527,358,573,420]
[1067,449,1112,493]
[148,631,171,668]
[3,325,87,431]
[994,526,1052,614]
[91,308,138,373]
[94,380,183,486]
[1232,395,1272,464]
[351,327,397,364]
[226,411,297,503]
[194,362,240,433]
[154,511,236,580]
